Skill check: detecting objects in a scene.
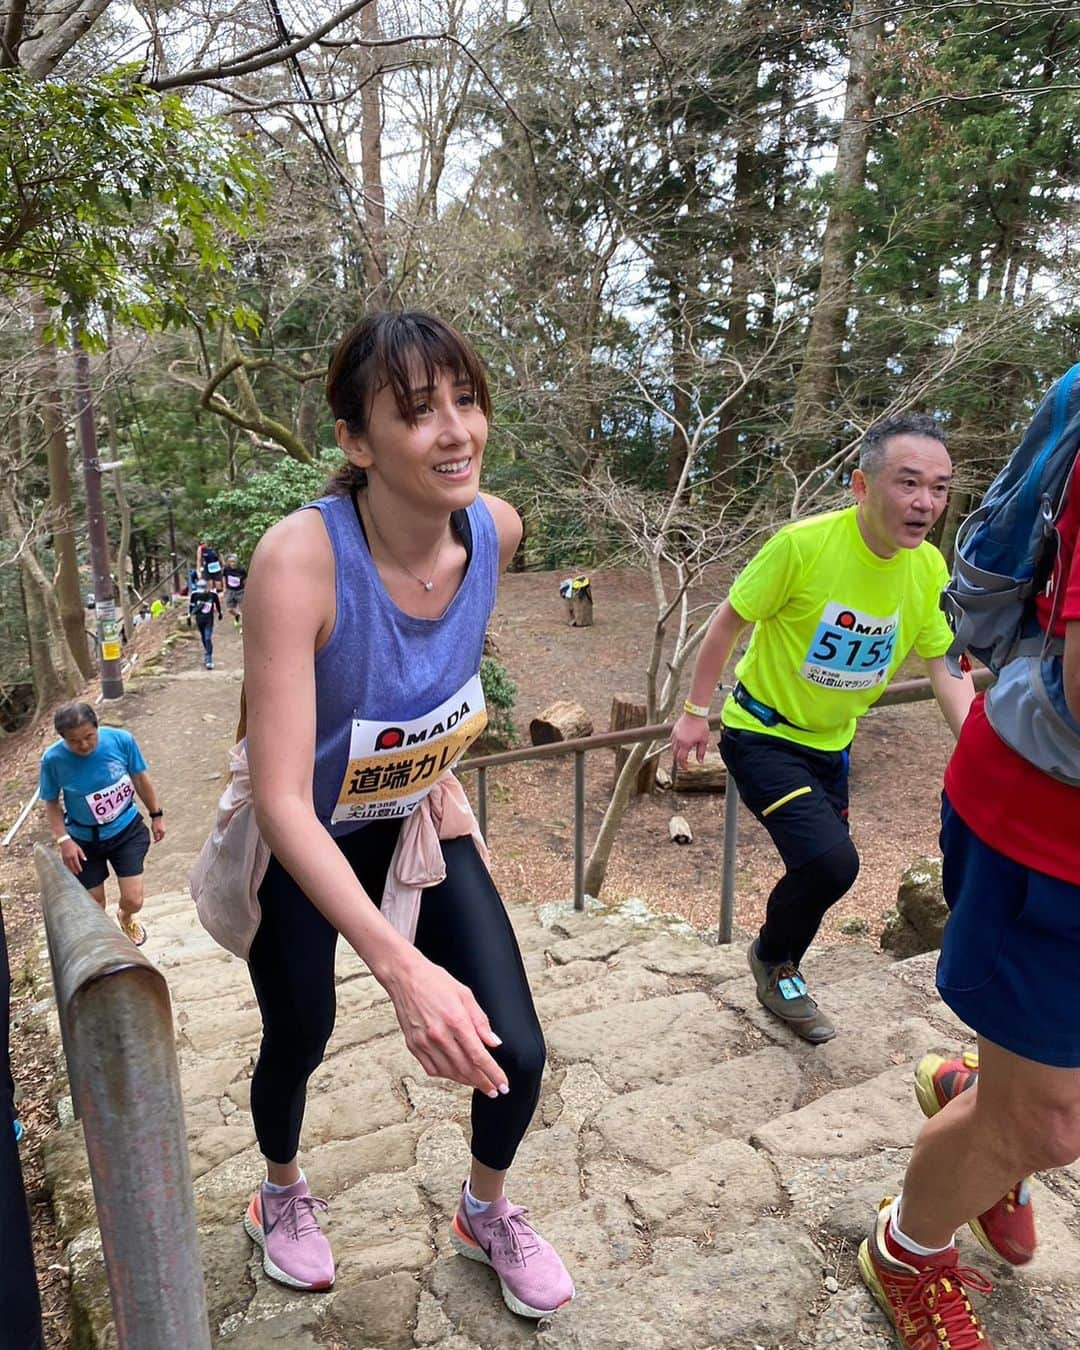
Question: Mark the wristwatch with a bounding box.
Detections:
[149,809,164,819]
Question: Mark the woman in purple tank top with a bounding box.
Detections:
[239,312,574,1319]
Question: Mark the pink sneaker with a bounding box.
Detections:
[243,1178,335,1291]
[450,1186,574,1318]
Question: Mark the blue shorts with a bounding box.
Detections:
[937,796,1080,1069]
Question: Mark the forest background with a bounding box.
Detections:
[0,0,1077,736]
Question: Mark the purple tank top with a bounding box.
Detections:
[303,493,499,836]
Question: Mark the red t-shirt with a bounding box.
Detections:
[945,458,1080,883]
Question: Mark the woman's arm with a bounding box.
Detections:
[244,510,508,1096]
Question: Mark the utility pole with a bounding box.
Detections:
[163,489,178,581]
[72,326,124,700]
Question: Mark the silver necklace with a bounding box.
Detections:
[364,499,445,591]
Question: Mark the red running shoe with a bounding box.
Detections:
[859,1198,994,1349]
[915,1052,1036,1266]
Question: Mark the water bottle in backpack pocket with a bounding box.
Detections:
[941,362,1080,785]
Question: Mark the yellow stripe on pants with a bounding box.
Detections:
[761,785,813,817]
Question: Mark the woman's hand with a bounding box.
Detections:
[59,838,85,875]
[670,711,710,770]
[382,949,508,1099]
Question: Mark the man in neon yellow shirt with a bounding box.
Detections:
[671,414,975,1042]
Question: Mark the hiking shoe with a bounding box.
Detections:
[122,918,147,947]
[244,1178,334,1291]
[450,1186,574,1318]
[915,1052,1036,1266]
[858,1197,994,1349]
[747,939,835,1043]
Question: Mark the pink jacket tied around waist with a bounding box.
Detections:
[190,740,488,960]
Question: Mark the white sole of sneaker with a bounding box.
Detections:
[449,1225,573,1319]
[243,1211,334,1291]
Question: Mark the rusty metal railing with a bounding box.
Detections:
[36,846,210,1350]
[458,671,991,943]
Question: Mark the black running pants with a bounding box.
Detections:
[247,820,545,1172]
[720,727,860,967]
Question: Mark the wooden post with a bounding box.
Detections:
[610,693,658,796]
[568,588,593,627]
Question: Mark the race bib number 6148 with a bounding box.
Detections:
[86,773,135,824]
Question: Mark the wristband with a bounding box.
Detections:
[149,809,164,819]
[683,699,710,719]
[56,834,72,845]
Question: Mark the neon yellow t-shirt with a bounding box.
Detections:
[721,506,953,751]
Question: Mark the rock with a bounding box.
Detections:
[545,992,743,1091]
[880,857,947,958]
[839,917,868,936]
[669,814,693,843]
[592,1047,802,1164]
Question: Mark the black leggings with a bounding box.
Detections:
[248,821,545,1172]
[195,618,214,660]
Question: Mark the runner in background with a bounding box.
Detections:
[671,414,975,1043]
[38,702,165,946]
[222,554,247,630]
[191,586,223,669]
[197,542,224,591]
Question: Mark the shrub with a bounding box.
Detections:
[479,655,517,748]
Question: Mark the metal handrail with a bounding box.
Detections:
[457,670,992,941]
[35,846,211,1350]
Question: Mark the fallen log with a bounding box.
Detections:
[672,750,727,793]
[529,700,594,746]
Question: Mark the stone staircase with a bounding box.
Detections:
[38,890,1080,1349]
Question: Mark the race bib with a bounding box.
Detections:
[86,773,135,824]
[226,574,241,587]
[801,602,898,692]
[332,674,487,824]
[198,599,215,615]
[206,560,222,574]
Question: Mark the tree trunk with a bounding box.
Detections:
[103,337,134,631]
[789,0,885,453]
[610,694,658,796]
[360,0,389,304]
[583,737,651,898]
[935,489,972,568]
[33,299,93,678]
[714,137,756,476]
[665,286,695,491]
[1,485,80,716]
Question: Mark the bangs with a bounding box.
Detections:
[375,314,491,425]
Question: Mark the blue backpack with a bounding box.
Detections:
[941,363,1080,785]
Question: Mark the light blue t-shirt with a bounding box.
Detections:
[39,726,147,841]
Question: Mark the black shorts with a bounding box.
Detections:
[719,726,852,871]
[72,817,150,889]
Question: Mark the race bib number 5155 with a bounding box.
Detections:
[333,674,487,824]
[801,602,897,692]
